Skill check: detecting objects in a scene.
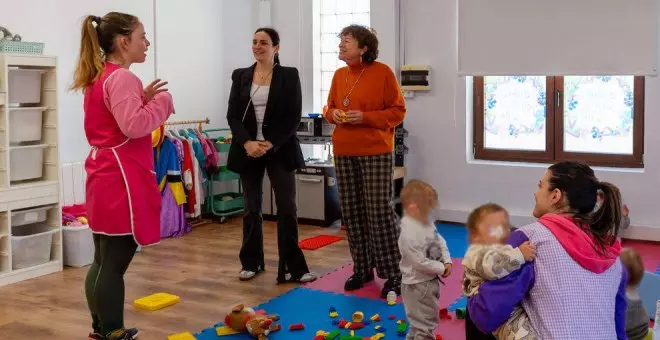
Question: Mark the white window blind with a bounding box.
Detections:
[458,0,659,76]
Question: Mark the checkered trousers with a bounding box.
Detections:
[334,153,401,279]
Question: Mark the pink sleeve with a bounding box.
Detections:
[104,68,174,138]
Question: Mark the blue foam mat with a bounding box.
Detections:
[448,294,467,312]
[639,271,660,319]
[435,223,469,258]
[195,287,409,339]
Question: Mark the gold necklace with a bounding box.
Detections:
[343,67,366,107]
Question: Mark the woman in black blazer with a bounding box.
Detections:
[226,27,316,284]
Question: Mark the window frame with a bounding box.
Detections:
[314,0,370,112]
[472,76,645,168]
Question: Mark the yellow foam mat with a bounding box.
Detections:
[133,292,180,311]
[168,332,196,340]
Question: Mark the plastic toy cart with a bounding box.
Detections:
[202,128,244,223]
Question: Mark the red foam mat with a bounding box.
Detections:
[298,234,343,250]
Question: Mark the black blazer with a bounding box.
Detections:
[226,63,305,174]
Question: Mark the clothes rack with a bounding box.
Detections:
[164,117,210,132]
[161,118,212,228]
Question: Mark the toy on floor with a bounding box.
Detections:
[455,307,466,319]
[329,306,339,318]
[370,314,381,322]
[224,304,256,332]
[439,308,452,320]
[224,304,281,339]
[396,320,409,335]
[168,332,197,340]
[133,292,180,311]
[246,317,277,339]
[215,326,239,336]
[289,323,305,331]
[386,291,397,305]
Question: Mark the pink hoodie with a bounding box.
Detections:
[539,214,622,273]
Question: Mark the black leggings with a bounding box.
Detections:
[85,234,138,335]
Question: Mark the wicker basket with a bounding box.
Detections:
[0,40,44,55]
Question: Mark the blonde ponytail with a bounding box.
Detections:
[71,15,104,92]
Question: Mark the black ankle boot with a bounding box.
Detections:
[380,276,401,298]
[343,272,374,291]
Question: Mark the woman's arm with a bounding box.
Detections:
[105,69,174,139]
[324,71,338,125]
[226,69,251,147]
[361,68,406,130]
[467,230,536,333]
[266,68,302,152]
[614,265,628,340]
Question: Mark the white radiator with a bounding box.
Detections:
[60,162,86,206]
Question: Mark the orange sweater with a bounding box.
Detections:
[324,61,406,156]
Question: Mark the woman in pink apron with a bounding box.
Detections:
[71,12,174,340]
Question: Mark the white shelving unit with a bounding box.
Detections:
[0,53,61,286]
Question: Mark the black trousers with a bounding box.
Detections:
[85,234,138,335]
[239,156,309,281]
[465,306,496,340]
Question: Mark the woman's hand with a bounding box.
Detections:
[332,109,346,124]
[244,141,267,158]
[259,141,273,152]
[144,79,169,101]
[345,110,364,124]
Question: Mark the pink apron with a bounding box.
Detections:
[84,63,162,246]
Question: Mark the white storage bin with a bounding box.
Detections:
[62,225,94,267]
[11,206,49,227]
[9,144,46,182]
[9,108,44,144]
[11,223,56,269]
[8,68,43,105]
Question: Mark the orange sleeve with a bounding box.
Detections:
[362,68,406,130]
[324,70,339,124]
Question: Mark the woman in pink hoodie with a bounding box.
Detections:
[467,161,627,340]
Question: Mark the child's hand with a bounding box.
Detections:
[622,204,629,217]
[441,263,452,278]
[519,241,537,262]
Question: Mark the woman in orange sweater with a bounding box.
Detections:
[324,25,406,298]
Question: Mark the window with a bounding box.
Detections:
[314,0,370,111]
[473,76,644,168]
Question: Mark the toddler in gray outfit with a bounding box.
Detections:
[397,180,452,340]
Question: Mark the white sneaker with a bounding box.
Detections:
[239,270,257,281]
[285,272,317,283]
[299,272,317,283]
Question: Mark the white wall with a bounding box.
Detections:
[398,0,660,240]
[258,0,660,240]
[154,0,223,127]
[0,0,226,164]
[0,0,155,164]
